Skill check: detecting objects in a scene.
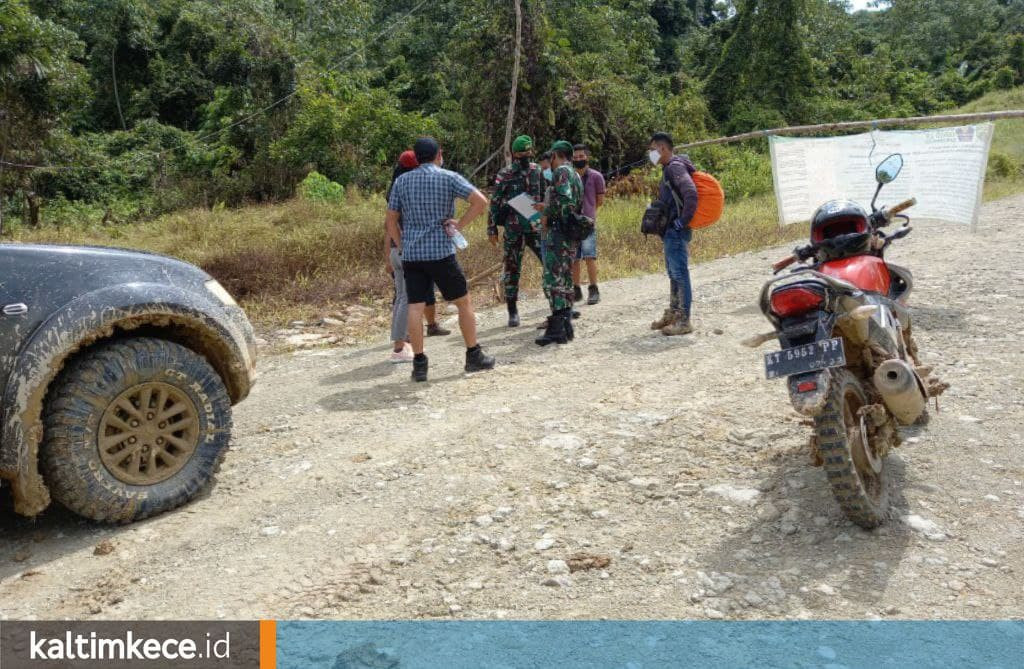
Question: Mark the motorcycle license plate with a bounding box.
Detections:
[764,338,846,380]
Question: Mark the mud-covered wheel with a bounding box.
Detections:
[42,338,232,522]
[815,368,890,528]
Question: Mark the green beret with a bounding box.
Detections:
[511,135,533,152]
[550,140,574,154]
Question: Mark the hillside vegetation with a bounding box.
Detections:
[12,87,1023,328]
[2,0,1023,224]
[3,2,1023,327]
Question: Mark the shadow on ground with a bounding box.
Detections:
[0,486,202,584]
[317,374,463,412]
[693,452,913,616]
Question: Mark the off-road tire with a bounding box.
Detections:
[815,368,890,528]
[42,338,232,522]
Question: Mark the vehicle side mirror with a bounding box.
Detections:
[875,154,903,184]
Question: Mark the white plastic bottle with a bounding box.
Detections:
[446,222,469,250]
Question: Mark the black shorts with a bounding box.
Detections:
[403,255,468,305]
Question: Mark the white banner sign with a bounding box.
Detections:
[769,123,994,228]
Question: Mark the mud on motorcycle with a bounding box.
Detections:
[744,154,949,529]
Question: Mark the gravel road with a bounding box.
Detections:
[2,195,1022,622]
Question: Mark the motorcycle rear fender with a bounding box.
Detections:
[777,309,838,349]
[787,369,832,416]
[779,309,839,417]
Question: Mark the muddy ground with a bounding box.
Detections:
[1,195,1022,623]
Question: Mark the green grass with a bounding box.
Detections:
[9,87,1024,329]
[5,191,802,327]
[957,86,1024,189]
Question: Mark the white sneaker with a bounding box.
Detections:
[389,343,414,363]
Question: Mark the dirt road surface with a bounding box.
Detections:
[2,196,1022,625]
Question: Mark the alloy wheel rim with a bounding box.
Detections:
[98,382,200,485]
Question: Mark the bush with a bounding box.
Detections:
[987,150,1021,179]
[298,171,345,204]
[722,100,787,135]
[993,66,1016,91]
[689,145,773,199]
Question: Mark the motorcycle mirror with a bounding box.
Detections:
[875,154,903,185]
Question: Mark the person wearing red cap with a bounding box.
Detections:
[385,150,450,363]
[398,150,418,170]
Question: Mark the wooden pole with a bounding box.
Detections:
[675,110,1024,151]
[502,0,523,167]
[468,261,504,286]
[470,149,503,178]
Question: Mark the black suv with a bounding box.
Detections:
[0,243,256,522]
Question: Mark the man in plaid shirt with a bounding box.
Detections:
[386,137,496,382]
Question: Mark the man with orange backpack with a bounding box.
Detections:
[648,131,698,336]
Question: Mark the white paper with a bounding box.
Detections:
[508,193,541,221]
[769,123,993,228]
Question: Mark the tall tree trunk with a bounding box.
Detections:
[112,43,127,131]
[503,0,524,166]
[26,190,40,228]
[0,151,4,237]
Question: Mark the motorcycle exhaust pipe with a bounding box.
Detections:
[873,359,927,425]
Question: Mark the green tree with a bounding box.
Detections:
[705,0,817,131]
[0,0,88,225]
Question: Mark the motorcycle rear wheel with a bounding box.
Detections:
[815,368,890,528]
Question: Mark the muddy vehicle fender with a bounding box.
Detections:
[0,282,254,517]
[786,370,833,416]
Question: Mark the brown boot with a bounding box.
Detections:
[650,309,674,330]
[661,311,694,336]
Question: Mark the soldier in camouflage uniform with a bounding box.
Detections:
[488,135,546,327]
[536,140,583,346]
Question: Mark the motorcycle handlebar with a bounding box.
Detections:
[772,255,798,272]
[888,198,917,216]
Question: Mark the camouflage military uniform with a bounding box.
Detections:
[489,161,546,302]
[542,164,583,312]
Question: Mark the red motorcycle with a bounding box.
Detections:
[746,154,947,528]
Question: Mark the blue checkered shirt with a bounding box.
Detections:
[387,164,475,261]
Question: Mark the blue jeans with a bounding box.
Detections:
[663,225,692,317]
[575,229,597,260]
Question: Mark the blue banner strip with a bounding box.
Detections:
[277,621,1023,669]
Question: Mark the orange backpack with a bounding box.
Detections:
[690,171,724,229]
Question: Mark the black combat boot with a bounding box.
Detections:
[426,322,450,337]
[535,309,569,346]
[587,284,600,305]
[564,309,575,341]
[412,353,428,382]
[507,300,520,328]
[465,345,496,372]
[573,285,583,302]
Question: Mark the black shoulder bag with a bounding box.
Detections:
[640,172,684,237]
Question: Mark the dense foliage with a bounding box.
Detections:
[1,0,1022,224]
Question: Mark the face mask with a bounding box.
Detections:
[543,168,553,181]
[573,159,588,169]
[517,156,530,170]
[648,149,661,166]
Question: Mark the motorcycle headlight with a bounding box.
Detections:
[205,279,237,307]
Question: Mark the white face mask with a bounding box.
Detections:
[648,149,662,166]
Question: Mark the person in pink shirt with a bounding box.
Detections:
[570,144,606,306]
